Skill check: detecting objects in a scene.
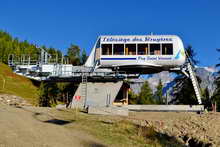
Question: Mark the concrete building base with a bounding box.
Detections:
[126,105,204,112]
[70,81,129,109]
[88,106,128,116]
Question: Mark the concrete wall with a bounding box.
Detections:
[70,81,123,109]
[88,106,128,116]
[126,105,204,112]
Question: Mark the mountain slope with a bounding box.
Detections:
[130,66,217,97]
[0,63,38,105]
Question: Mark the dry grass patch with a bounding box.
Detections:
[0,63,38,105]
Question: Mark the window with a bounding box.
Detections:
[101,44,112,55]
[138,44,148,55]
[125,44,136,55]
[162,44,173,55]
[150,44,161,55]
[113,44,124,55]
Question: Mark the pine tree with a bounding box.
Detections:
[138,81,154,104]
[172,76,199,104]
[212,48,220,111]
[38,82,59,107]
[38,82,50,107]
[212,80,220,111]
[67,44,80,65]
[81,49,87,65]
[47,82,59,106]
[185,45,199,65]
[154,79,164,104]
[128,90,138,104]
[202,87,212,110]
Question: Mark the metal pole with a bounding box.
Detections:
[41,48,44,64]
[45,52,48,64]
[166,91,168,105]
[62,54,64,64]
[56,53,58,63]
[28,55,30,66]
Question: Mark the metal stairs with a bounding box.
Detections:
[81,73,88,108]
[187,62,202,104]
[181,51,202,104]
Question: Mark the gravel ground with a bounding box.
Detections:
[0,95,105,147]
[1,94,219,147]
[0,94,32,106]
[129,111,220,146]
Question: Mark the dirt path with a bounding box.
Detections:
[0,104,104,147]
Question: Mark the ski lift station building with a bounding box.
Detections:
[85,35,186,74]
[9,35,203,111]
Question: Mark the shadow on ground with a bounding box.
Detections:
[84,142,106,147]
[44,119,74,125]
[33,112,75,125]
[13,106,75,126]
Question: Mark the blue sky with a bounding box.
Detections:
[0,0,219,66]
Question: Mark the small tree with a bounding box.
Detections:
[185,45,199,65]
[67,44,80,65]
[202,87,212,110]
[154,79,164,104]
[38,82,59,107]
[172,76,200,105]
[47,82,59,106]
[212,49,220,111]
[128,90,138,104]
[212,92,220,112]
[38,82,50,107]
[80,49,87,65]
[138,81,154,104]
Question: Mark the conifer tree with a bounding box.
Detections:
[154,79,164,104]
[138,81,154,104]
[67,44,80,65]
[202,87,212,110]
[172,77,199,104]
[81,49,87,65]
[38,82,50,107]
[212,48,220,111]
[38,82,59,107]
[128,90,139,104]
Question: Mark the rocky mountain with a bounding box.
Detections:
[129,66,218,97]
[195,66,218,96]
[129,71,175,94]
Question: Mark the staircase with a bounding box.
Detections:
[81,73,88,108]
[187,62,202,104]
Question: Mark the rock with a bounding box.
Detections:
[56,104,66,109]
[0,94,31,106]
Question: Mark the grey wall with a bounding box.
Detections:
[70,81,123,109]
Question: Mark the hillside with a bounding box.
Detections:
[0,63,38,105]
[1,102,218,147]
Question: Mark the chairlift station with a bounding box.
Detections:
[8,35,203,112]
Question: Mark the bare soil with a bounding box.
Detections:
[1,94,220,147]
[129,111,220,146]
[0,103,105,147]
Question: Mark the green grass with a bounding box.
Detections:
[52,109,184,147]
[0,63,38,105]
